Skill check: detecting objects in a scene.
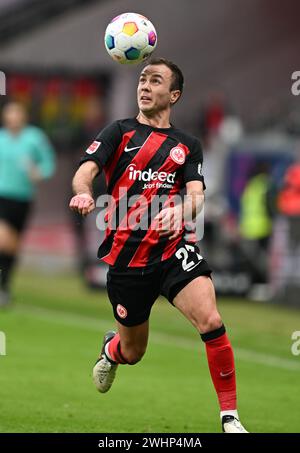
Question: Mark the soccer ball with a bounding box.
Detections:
[104,12,157,64]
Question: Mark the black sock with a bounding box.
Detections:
[0,253,16,291]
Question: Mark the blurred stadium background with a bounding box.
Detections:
[1,0,300,433]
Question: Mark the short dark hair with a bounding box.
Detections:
[146,57,184,94]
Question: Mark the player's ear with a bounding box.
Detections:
[170,90,181,105]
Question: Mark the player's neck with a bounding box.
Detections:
[7,127,23,136]
[136,111,171,129]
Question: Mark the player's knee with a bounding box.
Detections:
[198,312,223,334]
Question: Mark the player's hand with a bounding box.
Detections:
[154,205,183,240]
[28,164,42,183]
[69,193,95,216]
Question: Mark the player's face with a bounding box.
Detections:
[137,65,178,114]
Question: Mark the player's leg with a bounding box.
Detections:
[93,320,149,393]
[109,320,149,365]
[0,220,20,306]
[0,197,31,307]
[173,275,222,333]
[93,267,159,393]
[173,275,247,433]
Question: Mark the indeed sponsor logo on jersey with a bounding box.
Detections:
[127,164,176,184]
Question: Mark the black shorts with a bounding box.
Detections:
[0,196,32,232]
[106,239,212,327]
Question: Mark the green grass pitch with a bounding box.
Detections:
[0,270,300,433]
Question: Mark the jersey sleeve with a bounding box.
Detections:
[183,138,206,189]
[79,121,121,172]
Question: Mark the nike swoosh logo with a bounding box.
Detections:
[185,259,203,272]
[124,145,142,152]
[220,370,234,377]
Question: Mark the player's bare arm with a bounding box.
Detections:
[184,180,205,221]
[69,160,99,216]
[155,180,204,240]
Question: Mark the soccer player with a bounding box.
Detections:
[0,102,55,306]
[70,58,248,433]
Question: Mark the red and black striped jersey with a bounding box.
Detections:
[80,118,205,268]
